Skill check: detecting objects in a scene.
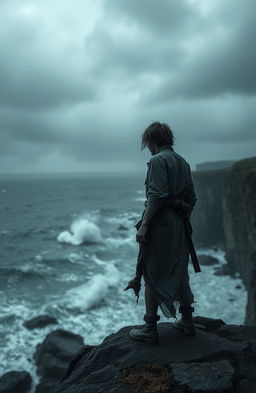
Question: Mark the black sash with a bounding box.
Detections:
[159,200,201,273]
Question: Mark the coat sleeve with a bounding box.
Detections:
[146,156,168,207]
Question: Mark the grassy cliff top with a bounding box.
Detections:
[233,156,256,173]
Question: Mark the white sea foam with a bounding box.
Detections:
[134,197,145,202]
[136,190,144,194]
[105,212,138,226]
[0,302,45,390]
[57,216,102,245]
[0,230,10,235]
[105,235,135,248]
[63,263,120,311]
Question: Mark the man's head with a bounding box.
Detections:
[140,121,175,154]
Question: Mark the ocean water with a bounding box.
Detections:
[0,172,247,389]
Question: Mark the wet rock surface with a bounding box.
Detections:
[198,254,219,265]
[33,329,85,392]
[170,360,235,393]
[0,371,32,393]
[48,317,256,393]
[23,314,58,330]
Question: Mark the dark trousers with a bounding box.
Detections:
[144,269,195,321]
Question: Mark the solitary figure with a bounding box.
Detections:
[127,122,200,344]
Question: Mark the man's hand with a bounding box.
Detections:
[136,223,148,243]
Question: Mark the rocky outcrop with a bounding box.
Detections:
[222,157,256,325]
[51,317,256,393]
[191,168,229,247]
[33,329,85,392]
[0,371,32,393]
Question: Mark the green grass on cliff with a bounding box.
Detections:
[234,157,256,172]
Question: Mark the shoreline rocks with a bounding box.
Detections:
[0,371,32,393]
[33,329,85,392]
[23,315,58,330]
[1,317,255,392]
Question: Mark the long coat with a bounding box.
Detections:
[135,145,198,319]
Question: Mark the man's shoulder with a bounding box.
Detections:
[155,149,189,165]
[148,153,166,166]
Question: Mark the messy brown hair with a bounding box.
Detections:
[140,122,175,151]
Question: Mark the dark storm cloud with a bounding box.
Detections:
[86,0,256,102]
[0,0,255,173]
[104,0,201,34]
[85,0,202,79]
[0,5,95,110]
[139,0,256,102]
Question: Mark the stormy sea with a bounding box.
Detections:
[0,172,247,385]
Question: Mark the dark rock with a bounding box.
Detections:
[0,371,32,393]
[191,157,256,325]
[237,378,256,393]
[191,167,229,248]
[35,381,58,393]
[170,359,234,393]
[118,224,128,231]
[235,342,256,382]
[60,344,95,382]
[53,321,247,393]
[198,254,219,265]
[235,284,242,289]
[213,263,237,277]
[222,157,256,324]
[219,324,256,342]
[34,329,84,385]
[24,314,58,330]
[193,315,226,334]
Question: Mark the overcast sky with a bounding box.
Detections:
[0,0,255,174]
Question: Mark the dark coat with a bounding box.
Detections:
[125,145,199,319]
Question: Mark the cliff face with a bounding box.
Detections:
[222,157,256,325]
[191,157,256,325]
[191,168,229,247]
[195,160,237,171]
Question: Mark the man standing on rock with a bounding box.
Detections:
[125,121,200,344]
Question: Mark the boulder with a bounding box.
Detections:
[198,254,219,265]
[34,329,85,388]
[213,263,237,278]
[0,371,32,393]
[24,314,58,330]
[118,224,128,231]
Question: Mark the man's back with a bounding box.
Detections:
[145,145,197,209]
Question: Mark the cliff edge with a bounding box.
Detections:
[45,317,256,393]
[223,157,256,325]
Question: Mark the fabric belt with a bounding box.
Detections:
[159,203,201,273]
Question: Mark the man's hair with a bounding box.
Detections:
[140,121,175,151]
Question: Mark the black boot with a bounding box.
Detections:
[173,305,196,336]
[129,315,160,344]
